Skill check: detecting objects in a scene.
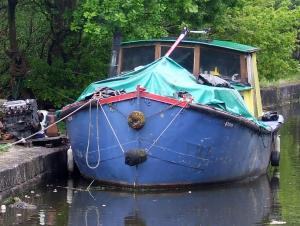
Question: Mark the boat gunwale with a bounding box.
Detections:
[61,91,273,134]
[188,103,271,134]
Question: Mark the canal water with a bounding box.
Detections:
[0,103,299,226]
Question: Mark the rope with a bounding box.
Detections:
[107,104,127,119]
[85,100,101,169]
[146,101,183,119]
[98,101,125,153]
[146,101,189,153]
[85,206,100,226]
[0,99,93,151]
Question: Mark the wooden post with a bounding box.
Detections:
[109,30,122,77]
[155,43,161,60]
[193,46,200,76]
[240,55,248,83]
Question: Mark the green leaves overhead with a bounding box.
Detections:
[71,0,237,40]
[1,0,299,107]
[214,0,300,80]
[72,0,167,40]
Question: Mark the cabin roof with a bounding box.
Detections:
[122,38,259,53]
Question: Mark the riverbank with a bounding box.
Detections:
[0,145,67,200]
[261,81,300,108]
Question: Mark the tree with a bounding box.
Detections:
[0,0,244,106]
[7,0,28,99]
[214,0,300,80]
[71,0,239,40]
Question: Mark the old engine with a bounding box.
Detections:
[0,99,40,139]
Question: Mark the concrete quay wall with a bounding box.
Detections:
[261,82,300,108]
[0,145,67,200]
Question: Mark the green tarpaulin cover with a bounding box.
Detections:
[77,57,266,128]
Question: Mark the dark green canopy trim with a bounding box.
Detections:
[122,39,259,53]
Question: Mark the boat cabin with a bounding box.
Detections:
[115,39,263,118]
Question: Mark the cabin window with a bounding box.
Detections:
[121,45,155,72]
[161,46,194,73]
[200,47,241,82]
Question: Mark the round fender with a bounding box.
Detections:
[128,111,145,130]
[270,135,280,167]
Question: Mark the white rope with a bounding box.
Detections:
[85,206,100,226]
[147,102,188,153]
[85,100,101,169]
[86,179,95,191]
[98,101,125,153]
[0,99,93,151]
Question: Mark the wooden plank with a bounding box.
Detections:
[240,55,248,83]
[155,43,161,59]
[117,48,123,74]
[193,46,200,76]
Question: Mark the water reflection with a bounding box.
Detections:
[275,102,300,225]
[68,176,273,226]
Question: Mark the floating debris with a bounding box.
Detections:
[53,189,57,193]
[102,204,106,207]
[9,197,37,209]
[30,191,35,194]
[270,220,287,225]
[16,213,22,217]
[188,191,192,194]
[1,205,6,213]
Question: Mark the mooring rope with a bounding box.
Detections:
[85,206,100,226]
[85,99,101,169]
[0,99,93,151]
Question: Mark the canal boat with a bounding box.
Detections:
[61,30,283,187]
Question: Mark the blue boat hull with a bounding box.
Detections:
[66,95,274,187]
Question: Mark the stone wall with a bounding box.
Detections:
[0,145,67,200]
[261,82,300,108]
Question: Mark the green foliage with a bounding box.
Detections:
[0,144,9,153]
[214,0,300,80]
[25,53,108,108]
[2,0,299,107]
[0,0,111,107]
[72,0,238,40]
[72,0,167,40]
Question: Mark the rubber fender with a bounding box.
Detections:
[125,149,147,166]
[271,135,280,167]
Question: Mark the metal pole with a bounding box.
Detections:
[164,28,209,57]
[164,27,189,57]
[109,30,122,77]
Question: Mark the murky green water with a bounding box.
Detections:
[0,103,299,226]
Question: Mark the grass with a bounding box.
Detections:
[260,72,300,87]
[57,121,66,135]
[0,143,10,153]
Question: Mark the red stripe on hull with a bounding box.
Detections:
[99,89,189,108]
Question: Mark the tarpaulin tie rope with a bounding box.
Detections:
[98,97,125,154]
[146,101,190,153]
